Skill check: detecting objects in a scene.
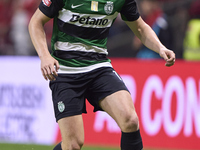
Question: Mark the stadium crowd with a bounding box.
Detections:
[0,0,199,60]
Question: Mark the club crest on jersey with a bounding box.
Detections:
[58,101,65,113]
[42,0,52,7]
[104,1,114,15]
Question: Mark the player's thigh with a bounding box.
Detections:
[99,90,139,132]
[58,115,84,148]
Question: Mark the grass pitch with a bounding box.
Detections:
[0,143,182,150]
[0,143,119,150]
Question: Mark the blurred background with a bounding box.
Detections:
[0,0,200,150]
[1,0,200,60]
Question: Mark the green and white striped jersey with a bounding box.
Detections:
[39,0,139,73]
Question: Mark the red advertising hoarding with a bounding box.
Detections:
[56,59,200,150]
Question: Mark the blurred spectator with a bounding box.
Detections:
[161,0,193,59]
[133,0,173,59]
[10,0,39,55]
[183,0,200,60]
[0,0,198,59]
[0,0,14,55]
[188,0,200,19]
[107,15,137,57]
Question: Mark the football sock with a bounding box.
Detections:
[53,142,62,150]
[121,130,143,150]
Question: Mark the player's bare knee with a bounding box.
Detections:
[120,113,139,132]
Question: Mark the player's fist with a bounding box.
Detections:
[40,55,60,81]
[159,48,175,67]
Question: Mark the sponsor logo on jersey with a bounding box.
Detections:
[104,1,114,15]
[71,3,84,9]
[42,0,52,7]
[70,14,109,26]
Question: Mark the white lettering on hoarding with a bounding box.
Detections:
[120,75,137,104]
[94,73,200,138]
[94,111,120,133]
[184,78,200,137]
[162,76,184,137]
[141,75,162,136]
[141,75,200,138]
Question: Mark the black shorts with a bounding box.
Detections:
[49,67,129,122]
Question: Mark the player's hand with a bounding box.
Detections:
[40,55,60,81]
[159,48,175,67]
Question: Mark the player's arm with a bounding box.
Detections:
[29,8,59,81]
[125,17,175,67]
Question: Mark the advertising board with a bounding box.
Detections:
[0,57,199,149]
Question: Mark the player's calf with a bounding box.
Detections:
[121,130,143,150]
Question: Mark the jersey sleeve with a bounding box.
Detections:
[39,0,64,18]
[120,0,140,21]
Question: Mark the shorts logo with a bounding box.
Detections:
[58,101,65,112]
[104,1,114,15]
[42,0,52,7]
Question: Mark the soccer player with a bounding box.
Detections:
[29,0,175,150]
